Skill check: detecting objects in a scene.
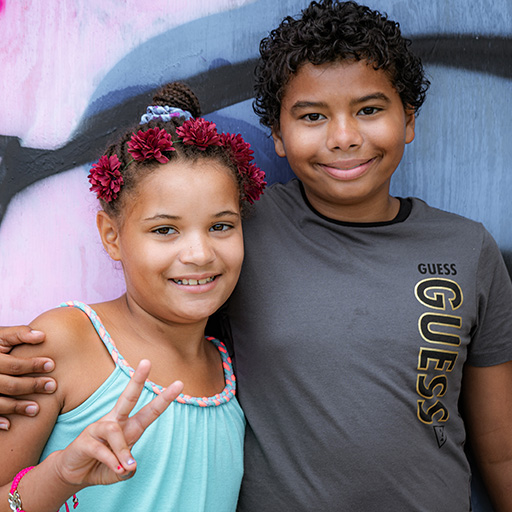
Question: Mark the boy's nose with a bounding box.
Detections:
[179,234,215,266]
[327,117,363,151]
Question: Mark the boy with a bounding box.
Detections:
[2,1,512,510]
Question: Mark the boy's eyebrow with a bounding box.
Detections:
[289,93,392,112]
[289,101,328,112]
[352,92,391,105]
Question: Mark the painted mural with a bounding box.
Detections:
[0,1,510,508]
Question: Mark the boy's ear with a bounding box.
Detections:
[405,109,416,144]
[271,126,287,158]
[96,211,122,261]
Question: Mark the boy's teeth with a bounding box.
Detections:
[173,276,215,285]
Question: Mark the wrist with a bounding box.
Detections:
[47,451,86,492]
[8,460,80,512]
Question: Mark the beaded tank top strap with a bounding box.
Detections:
[58,301,238,405]
[58,301,119,364]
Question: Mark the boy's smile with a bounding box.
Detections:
[272,59,415,223]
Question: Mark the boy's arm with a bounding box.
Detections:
[0,326,57,428]
[0,322,65,511]
[462,360,512,511]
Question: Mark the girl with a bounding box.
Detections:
[0,82,265,512]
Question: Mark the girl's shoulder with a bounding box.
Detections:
[15,304,115,411]
[13,305,93,361]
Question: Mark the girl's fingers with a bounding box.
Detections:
[108,360,152,422]
[126,380,183,442]
[92,421,138,473]
[63,423,136,485]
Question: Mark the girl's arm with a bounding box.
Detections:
[0,360,183,512]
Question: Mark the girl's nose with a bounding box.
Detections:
[179,233,215,266]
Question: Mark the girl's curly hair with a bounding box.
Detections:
[253,0,430,129]
[99,82,254,220]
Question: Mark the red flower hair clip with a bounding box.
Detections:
[127,126,175,163]
[243,162,267,204]
[88,155,124,202]
[220,132,266,204]
[175,119,266,202]
[89,117,266,204]
[176,118,222,150]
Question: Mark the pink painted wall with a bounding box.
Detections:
[0,0,261,323]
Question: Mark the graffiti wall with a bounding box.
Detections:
[0,1,510,508]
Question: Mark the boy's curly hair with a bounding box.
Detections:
[253,0,430,129]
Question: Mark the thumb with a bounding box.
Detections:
[0,326,46,353]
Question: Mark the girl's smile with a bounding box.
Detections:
[99,158,244,327]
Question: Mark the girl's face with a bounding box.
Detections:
[100,158,244,326]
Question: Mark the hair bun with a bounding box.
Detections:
[152,82,201,118]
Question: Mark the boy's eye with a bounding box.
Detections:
[210,223,232,232]
[302,113,325,122]
[153,226,177,235]
[359,106,381,116]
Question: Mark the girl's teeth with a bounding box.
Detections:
[174,277,215,285]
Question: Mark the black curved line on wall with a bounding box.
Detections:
[0,35,510,223]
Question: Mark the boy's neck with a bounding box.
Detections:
[300,182,401,223]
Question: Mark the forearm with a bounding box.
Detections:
[463,361,512,512]
[1,452,82,512]
[472,440,512,511]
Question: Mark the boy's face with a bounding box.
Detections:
[272,59,415,222]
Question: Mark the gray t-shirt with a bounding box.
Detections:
[227,179,512,511]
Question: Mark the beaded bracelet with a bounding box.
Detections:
[7,466,78,512]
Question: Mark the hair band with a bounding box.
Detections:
[140,105,193,124]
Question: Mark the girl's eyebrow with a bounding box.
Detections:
[143,211,240,221]
[214,210,240,218]
[143,214,180,221]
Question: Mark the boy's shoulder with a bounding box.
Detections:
[409,197,486,230]
[253,178,301,209]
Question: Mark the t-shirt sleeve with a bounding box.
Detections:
[466,228,512,366]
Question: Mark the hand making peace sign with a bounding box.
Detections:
[54,359,183,488]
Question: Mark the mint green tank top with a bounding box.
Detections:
[40,301,245,512]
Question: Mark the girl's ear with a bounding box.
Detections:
[96,211,122,261]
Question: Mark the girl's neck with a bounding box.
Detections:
[108,294,207,353]
[92,296,225,395]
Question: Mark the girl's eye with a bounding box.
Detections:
[153,226,177,235]
[359,106,380,116]
[302,113,325,122]
[210,223,232,232]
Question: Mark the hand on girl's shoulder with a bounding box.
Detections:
[13,306,94,364]
[13,306,114,412]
